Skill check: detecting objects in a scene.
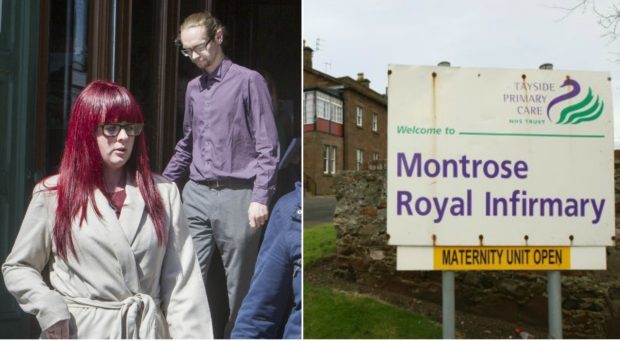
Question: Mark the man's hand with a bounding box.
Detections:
[44,319,69,339]
[248,202,269,228]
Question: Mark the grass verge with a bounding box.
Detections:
[304,281,441,339]
[304,223,336,267]
[303,223,442,339]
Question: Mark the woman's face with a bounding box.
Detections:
[96,121,137,172]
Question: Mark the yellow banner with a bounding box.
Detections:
[433,246,570,270]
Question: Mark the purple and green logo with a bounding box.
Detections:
[546,79,604,124]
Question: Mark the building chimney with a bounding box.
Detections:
[356,72,370,88]
[303,40,314,69]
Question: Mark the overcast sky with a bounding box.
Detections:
[304,0,620,145]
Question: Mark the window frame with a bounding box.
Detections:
[372,112,378,132]
[356,148,364,171]
[331,145,337,174]
[323,144,330,174]
[303,91,316,124]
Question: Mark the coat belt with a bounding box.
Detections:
[64,293,167,338]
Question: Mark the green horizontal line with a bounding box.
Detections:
[459,132,605,138]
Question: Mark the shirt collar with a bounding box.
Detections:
[199,57,232,91]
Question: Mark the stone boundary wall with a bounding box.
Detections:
[333,170,620,339]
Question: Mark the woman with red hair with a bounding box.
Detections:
[2,80,212,339]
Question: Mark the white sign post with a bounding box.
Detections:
[387,65,614,338]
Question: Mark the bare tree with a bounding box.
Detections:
[557,1,620,41]
[556,1,620,61]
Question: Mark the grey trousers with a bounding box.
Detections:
[182,180,262,338]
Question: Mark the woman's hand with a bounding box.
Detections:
[44,319,69,339]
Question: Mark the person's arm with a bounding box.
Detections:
[159,182,213,339]
[282,226,301,339]
[232,205,291,338]
[2,186,71,333]
[44,319,70,339]
[248,72,279,205]
[163,85,194,183]
[247,72,279,227]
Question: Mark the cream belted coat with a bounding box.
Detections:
[2,174,213,338]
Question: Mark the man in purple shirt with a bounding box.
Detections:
[163,11,279,338]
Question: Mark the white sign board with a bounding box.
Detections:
[387,65,614,270]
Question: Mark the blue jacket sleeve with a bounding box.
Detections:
[231,185,301,339]
[283,238,301,339]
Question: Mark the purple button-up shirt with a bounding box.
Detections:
[164,58,279,205]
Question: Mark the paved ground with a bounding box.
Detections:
[303,195,336,228]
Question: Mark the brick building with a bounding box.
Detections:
[303,44,387,195]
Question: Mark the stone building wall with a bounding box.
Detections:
[333,170,620,339]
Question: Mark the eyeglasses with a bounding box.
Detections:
[179,37,212,58]
[98,123,144,137]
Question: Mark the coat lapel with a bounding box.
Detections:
[92,182,143,294]
[118,176,146,245]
